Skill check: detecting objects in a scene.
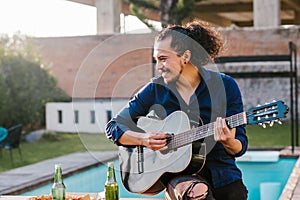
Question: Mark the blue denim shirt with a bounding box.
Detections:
[105,67,248,189]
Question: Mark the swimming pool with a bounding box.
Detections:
[237,157,296,200]
[21,152,297,200]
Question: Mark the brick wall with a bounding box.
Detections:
[219,26,300,56]
[35,26,300,119]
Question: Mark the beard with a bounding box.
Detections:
[160,66,183,85]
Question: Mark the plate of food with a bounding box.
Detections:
[29,194,97,200]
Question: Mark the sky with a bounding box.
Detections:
[0,0,150,37]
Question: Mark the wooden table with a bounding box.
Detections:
[0,191,165,200]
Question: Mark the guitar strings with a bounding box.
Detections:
[168,112,246,149]
[168,104,282,149]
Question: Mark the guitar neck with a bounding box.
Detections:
[168,112,247,149]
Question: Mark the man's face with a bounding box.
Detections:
[153,37,183,84]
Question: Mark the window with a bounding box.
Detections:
[58,110,62,124]
[74,110,79,124]
[106,110,112,123]
[90,110,95,124]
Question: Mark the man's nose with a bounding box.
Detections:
[155,61,163,70]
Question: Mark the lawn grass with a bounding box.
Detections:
[0,132,117,172]
[247,123,292,147]
[0,123,296,172]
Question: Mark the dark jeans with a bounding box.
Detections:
[212,180,248,200]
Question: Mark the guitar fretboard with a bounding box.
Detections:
[168,112,247,149]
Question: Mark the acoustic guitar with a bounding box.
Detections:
[118,100,288,195]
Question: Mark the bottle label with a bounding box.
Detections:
[105,183,119,200]
[52,187,66,200]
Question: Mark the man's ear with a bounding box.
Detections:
[183,50,191,63]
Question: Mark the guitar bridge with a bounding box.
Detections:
[137,146,144,174]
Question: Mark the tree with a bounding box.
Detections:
[0,73,8,125]
[0,34,70,129]
[122,0,202,28]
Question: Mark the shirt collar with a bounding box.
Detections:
[198,66,212,82]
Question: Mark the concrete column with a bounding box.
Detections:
[95,0,121,34]
[253,0,280,27]
[295,12,300,25]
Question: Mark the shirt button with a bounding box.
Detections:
[187,109,190,113]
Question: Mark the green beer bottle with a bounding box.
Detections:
[51,164,66,200]
[105,162,119,200]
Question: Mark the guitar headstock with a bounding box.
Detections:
[246,100,289,128]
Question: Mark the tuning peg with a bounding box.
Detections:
[274,119,282,125]
[259,123,267,128]
[269,121,274,127]
[272,100,276,102]
[265,115,269,119]
[258,117,261,120]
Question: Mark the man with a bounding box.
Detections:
[106,20,248,200]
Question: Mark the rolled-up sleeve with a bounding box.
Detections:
[105,111,132,145]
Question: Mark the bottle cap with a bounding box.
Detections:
[108,162,114,168]
[55,163,62,169]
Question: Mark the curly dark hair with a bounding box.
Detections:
[155,20,223,67]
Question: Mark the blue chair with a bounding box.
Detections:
[0,124,23,166]
[0,127,8,142]
[0,127,8,157]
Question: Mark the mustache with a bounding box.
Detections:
[159,67,170,73]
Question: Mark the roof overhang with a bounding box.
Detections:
[66,0,300,27]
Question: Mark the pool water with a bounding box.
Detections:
[237,158,296,200]
[21,157,296,200]
[22,160,162,199]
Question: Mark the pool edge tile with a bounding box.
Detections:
[279,147,300,200]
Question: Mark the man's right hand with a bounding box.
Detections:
[118,130,169,151]
[141,131,169,151]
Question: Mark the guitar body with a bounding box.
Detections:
[119,111,205,195]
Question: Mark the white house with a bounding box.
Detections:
[46,99,128,133]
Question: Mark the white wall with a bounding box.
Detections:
[46,99,128,133]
